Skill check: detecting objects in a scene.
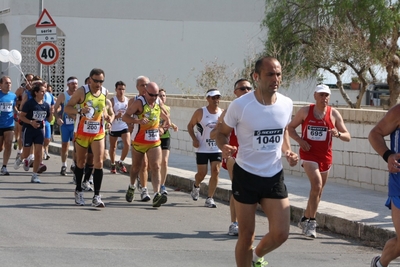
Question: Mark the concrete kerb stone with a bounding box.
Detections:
[48,142,393,248]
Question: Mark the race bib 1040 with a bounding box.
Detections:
[252,128,283,151]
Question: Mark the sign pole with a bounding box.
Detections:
[38,0,44,79]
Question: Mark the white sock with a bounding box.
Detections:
[129,184,136,189]
[252,248,261,262]
[376,259,383,267]
[62,162,67,167]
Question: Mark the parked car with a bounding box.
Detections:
[366,83,389,106]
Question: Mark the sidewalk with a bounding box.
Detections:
[48,135,394,247]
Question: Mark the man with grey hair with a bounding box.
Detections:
[127,76,152,201]
[288,84,351,239]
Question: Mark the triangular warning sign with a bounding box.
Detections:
[36,8,57,27]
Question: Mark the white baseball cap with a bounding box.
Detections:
[315,84,331,94]
[206,90,221,97]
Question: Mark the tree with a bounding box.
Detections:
[262,0,400,108]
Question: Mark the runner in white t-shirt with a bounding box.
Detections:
[216,57,298,267]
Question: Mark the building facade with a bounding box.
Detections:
[0,0,266,95]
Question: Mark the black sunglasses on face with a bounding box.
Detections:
[236,86,252,91]
[146,90,158,97]
[91,77,104,84]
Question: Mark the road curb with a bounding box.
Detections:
[48,142,394,248]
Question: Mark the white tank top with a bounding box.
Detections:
[195,106,222,153]
[111,95,129,132]
[224,91,293,177]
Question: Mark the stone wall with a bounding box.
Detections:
[165,97,390,193]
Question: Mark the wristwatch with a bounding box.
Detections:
[337,132,341,138]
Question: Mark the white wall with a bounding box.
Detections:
[0,0,266,94]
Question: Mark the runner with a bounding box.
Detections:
[14,82,52,183]
[122,81,169,208]
[54,76,79,176]
[65,68,113,207]
[0,76,17,175]
[109,81,130,174]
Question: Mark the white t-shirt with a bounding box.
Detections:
[224,91,293,177]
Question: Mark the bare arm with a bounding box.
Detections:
[210,110,226,140]
[65,87,85,116]
[187,108,202,148]
[216,120,236,159]
[54,93,65,125]
[369,104,400,172]
[122,99,143,125]
[282,126,299,167]
[288,107,311,152]
[104,98,115,124]
[331,108,351,142]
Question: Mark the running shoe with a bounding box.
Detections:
[23,159,30,171]
[191,184,200,201]
[110,164,116,174]
[43,153,50,160]
[31,173,41,183]
[161,185,168,195]
[228,222,239,236]
[29,159,34,167]
[298,219,309,235]
[136,176,142,192]
[370,256,381,267]
[252,257,268,267]
[14,157,22,170]
[305,220,317,238]
[92,195,105,207]
[81,180,94,191]
[1,166,9,176]
[141,187,151,202]
[205,197,217,208]
[152,192,167,207]
[13,141,18,150]
[60,166,67,176]
[15,152,21,161]
[125,185,135,202]
[37,163,47,174]
[75,190,84,206]
[70,163,75,173]
[117,161,127,173]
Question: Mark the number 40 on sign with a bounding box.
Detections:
[36,42,59,65]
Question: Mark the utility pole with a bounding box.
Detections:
[38,0,43,78]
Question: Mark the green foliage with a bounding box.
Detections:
[262,0,400,107]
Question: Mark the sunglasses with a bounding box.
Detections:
[91,77,104,84]
[236,86,252,91]
[210,95,221,100]
[146,89,158,97]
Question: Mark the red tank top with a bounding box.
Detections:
[299,104,334,164]
[222,129,238,170]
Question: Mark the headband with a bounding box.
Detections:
[67,79,78,84]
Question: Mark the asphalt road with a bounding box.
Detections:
[0,149,393,267]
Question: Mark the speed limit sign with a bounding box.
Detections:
[36,42,59,65]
